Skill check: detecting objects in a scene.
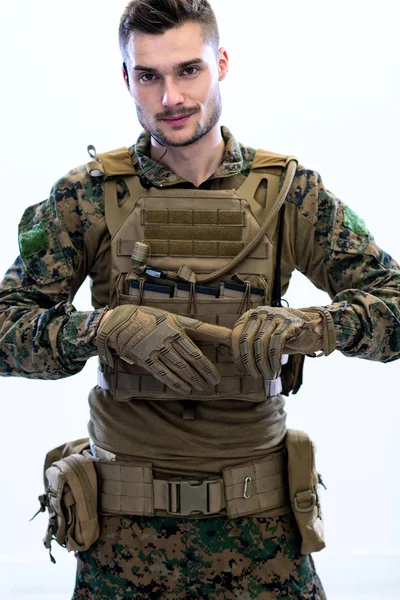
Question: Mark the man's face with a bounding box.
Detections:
[124,21,228,147]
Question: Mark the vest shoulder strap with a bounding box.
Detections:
[86,147,136,179]
[237,149,297,228]
[251,148,295,170]
[87,146,292,178]
[104,176,147,238]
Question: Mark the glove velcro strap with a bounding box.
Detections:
[306,306,336,356]
[96,305,139,366]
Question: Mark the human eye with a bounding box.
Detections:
[139,73,157,84]
[181,66,199,76]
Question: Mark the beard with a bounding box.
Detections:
[135,88,222,148]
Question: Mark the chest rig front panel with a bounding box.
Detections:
[91,148,295,402]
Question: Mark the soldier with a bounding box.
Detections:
[0,1,399,599]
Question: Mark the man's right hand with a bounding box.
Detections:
[96,305,231,395]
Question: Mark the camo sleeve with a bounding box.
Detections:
[0,169,107,379]
[286,168,400,363]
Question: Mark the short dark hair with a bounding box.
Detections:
[119,0,219,63]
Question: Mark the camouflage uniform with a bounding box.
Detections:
[1,127,399,599]
[73,514,325,599]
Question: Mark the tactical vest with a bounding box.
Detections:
[87,147,303,405]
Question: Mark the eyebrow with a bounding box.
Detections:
[133,58,205,73]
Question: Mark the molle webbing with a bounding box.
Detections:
[100,150,298,285]
[142,208,245,258]
[92,450,289,519]
[98,363,282,398]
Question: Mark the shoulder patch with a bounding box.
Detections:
[19,222,48,258]
[343,206,368,235]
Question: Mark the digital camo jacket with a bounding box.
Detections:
[0,126,399,381]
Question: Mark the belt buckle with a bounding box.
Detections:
[166,479,214,516]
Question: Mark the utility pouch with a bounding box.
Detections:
[34,440,99,561]
[285,429,325,554]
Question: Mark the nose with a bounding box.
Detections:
[162,77,184,109]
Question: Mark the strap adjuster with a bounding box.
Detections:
[165,479,217,516]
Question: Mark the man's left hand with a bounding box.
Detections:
[231,306,336,380]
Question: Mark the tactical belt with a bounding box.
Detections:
[90,450,289,519]
[97,368,282,397]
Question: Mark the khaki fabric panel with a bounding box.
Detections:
[138,238,236,257]
[251,149,289,169]
[156,240,244,258]
[104,177,147,239]
[216,377,242,395]
[137,252,270,274]
[114,296,245,316]
[104,361,253,381]
[144,226,243,242]
[169,240,194,256]
[169,210,193,225]
[143,209,244,227]
[219,242,244,257]
[142,210,169,224]
[242,377,265,395]
[117,239,132,256]
[219,211,244,226]
[98,147,136,179]
[144,191,243,211]
[254,178,269,210]
[236,172,282,228]
[148,241,169,256]
[140,376,166,394]
[194,241,219,257]
[194,211,218,225]
[100,371,264,397]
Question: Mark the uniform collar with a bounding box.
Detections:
[129,126,244,187]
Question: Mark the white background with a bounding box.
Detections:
[0,1,399,598]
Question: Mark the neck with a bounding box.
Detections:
[150,124,225,187]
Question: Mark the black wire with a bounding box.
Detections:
[271,203,286,308]
[140,135,168,179]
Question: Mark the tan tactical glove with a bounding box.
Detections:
[231,306,336,380]
[96,305,231,395]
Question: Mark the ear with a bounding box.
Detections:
[217,47,229,82]
[122,62,131,91]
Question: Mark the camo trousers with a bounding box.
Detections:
[72,512,326,599]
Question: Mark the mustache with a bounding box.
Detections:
[156,107,200,120]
